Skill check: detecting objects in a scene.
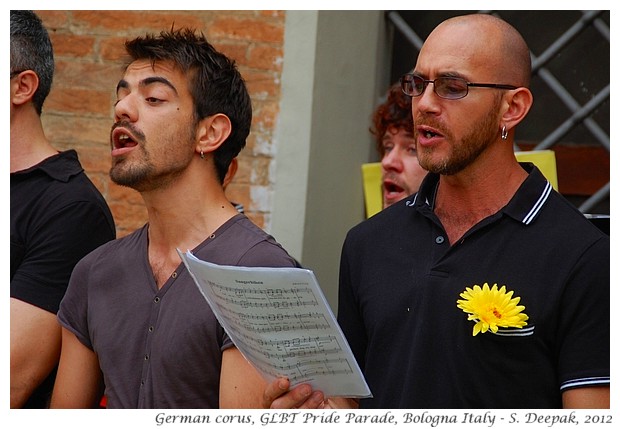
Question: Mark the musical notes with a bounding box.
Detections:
[178,250,372,399]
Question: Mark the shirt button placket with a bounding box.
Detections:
[140,294,161,403]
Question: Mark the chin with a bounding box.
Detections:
[383,197,400,208]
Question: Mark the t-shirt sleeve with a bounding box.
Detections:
[236,240,298,268]
[557,236,610,391]
[221,331,234,352]
[11,200,115,314]
[56,252,97,350]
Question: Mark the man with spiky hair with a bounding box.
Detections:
[51,28,298,409]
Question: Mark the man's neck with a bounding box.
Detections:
[10,113,57,173]
[434,158,527,244]
[144,181,238,246]
[143,182,238,289]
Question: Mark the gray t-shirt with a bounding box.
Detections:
[58,214,298,408]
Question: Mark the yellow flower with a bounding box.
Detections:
[456,283,529,336]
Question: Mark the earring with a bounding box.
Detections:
[200,150,205,159]
[501,125,508,140]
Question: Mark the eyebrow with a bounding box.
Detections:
[116,76,179,95]
[412,70,467,80]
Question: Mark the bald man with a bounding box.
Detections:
[264,13,609,409]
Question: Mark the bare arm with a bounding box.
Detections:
[10,298,61,408]
[220,348,357,409]
[50,327,103,408]
[562,386,610,409]
[220,348,330,409]
[219,347,269,408]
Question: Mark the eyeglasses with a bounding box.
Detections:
[10,70,25,78]
[400,73,517,100]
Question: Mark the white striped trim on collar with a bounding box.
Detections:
[406,194,419,207]
[522,181,552,225]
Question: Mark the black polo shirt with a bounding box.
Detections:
[11,150,115,407]
[338,163,609,408]
[11,150,116,313]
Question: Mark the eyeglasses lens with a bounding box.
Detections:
[400,75,413,96]
[412,76,425,97]
[401,75,468,99]
[435,78,468,99]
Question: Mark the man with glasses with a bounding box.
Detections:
[265,13,609,409]
[10,10,116,408]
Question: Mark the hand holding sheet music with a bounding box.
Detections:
[179,250,371,399]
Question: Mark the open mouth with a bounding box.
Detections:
[383,179,407,205]
[113,130,138,149]
[422,130,439,139]
[111,128,139,156]
[384,182,404,195]
[415,121,443,139]
[416,125,444,147]
[417,125,442,139]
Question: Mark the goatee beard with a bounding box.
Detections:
[415,101,501,176]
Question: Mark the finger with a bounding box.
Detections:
[295,391,325,409]
[270,383,314,409]
[262,377,291,408]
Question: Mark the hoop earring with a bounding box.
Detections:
[200,150,205,159]
[501,125,508,140]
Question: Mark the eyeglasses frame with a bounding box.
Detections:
[400,73,518,100]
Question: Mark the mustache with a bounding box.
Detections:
[414,116,445,132]
[414,116,452,140]
[383,172,402,183]
[110,120,146,142]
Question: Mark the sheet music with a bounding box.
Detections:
[178,250,372,398]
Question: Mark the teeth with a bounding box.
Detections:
[119,134,129,141]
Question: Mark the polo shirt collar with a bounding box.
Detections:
[15,149,83,183]
[504,163,553,225]
[409,162,553,226]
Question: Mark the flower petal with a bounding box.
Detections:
[457,282,529,335]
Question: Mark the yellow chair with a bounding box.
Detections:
[362,162,383,218]
[514,150,558,191]
[362,149,558,219]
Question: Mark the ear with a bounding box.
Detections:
[195,113,232,156]
[501,87,533,131]
[11,70,39,107]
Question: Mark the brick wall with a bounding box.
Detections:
[37,10,285,237]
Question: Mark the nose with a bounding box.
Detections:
[381,147,403,172]
[413,81,440,116]
[114,94,137,123]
